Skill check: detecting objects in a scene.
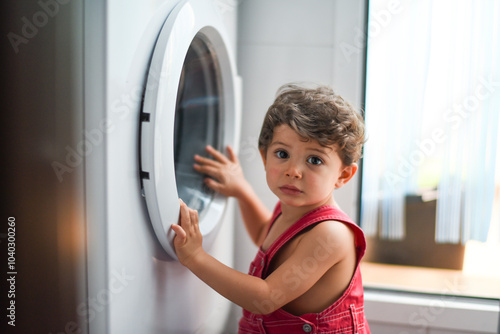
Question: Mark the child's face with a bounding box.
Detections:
[261,125,357,209]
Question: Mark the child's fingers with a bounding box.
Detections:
[193,164,223,181]
[226,145,239,163]
[179,199,193,227]
[205,145,228,163]
[179,199,201,234]
[171,223,186,240]
[194,154,220,167]
[179,198,190,222]
[204,177,223,192]
[189,209,199,231]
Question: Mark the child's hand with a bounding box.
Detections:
[171,199,204,266]
[194,145,249,198]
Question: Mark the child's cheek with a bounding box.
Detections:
[266,167,279,178]
[310,174,332,195]
[266,166,281,184]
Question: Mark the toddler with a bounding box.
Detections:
[171,83,370,333]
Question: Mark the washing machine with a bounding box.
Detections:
[139,0,239,260]
[85,0,241,332]
[0,0,238,332]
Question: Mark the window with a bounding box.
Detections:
[174,34,223,216]
[360,0,500,298]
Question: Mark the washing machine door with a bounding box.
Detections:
[140,0,238,260]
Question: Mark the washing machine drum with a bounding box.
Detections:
[140,0,237,260]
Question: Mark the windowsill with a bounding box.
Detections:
[361,262,500,299]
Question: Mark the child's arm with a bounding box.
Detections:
[193,145,271,245]
[171,200,353,314]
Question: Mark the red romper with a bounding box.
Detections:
[238,203,370,334]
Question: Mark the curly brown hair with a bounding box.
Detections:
[258,83,366,166]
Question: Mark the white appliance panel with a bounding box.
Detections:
[101,0,239,332]
[140,0,238,259]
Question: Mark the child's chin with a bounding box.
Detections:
[280,198,311,208]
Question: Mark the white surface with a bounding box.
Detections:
[238,0,336,46]
[365,289,500,333]
[140,0,238,259]
[84,0,239,332]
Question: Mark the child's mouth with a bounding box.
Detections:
[279,185,302,195]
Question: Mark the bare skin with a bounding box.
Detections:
[171,125,358,315]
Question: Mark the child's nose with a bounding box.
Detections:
[285,162,302,179]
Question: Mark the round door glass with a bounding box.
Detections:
[173,33,222,216]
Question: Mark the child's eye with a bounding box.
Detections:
[307,156,323,165]
[275,150,289,159]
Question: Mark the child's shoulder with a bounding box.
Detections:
[299,219,356,256]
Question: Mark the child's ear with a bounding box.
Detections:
[259,149,267,166]
[335,163,358,189]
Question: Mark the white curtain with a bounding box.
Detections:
[361,0,500,244]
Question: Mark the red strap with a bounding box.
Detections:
[264,204,366,271]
